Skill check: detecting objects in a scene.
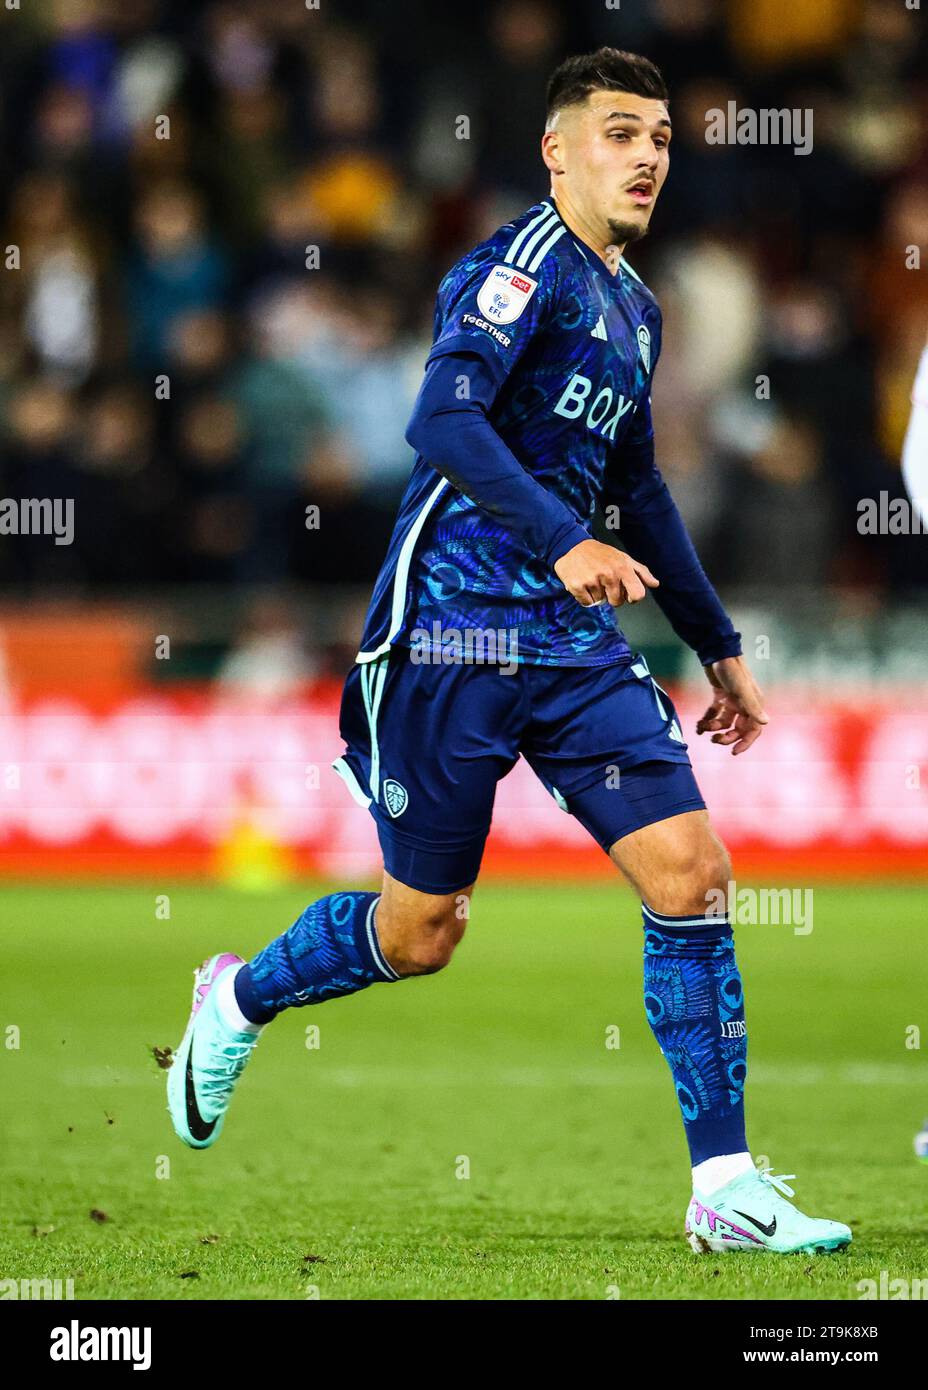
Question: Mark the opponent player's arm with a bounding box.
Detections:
[405,348,592,568]
[902,334,928,527]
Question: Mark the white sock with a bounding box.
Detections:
[215,965,263,1035]
[692,1151,754,1196]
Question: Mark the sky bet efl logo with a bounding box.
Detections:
[476,264,538,324]
[553,372,635,441]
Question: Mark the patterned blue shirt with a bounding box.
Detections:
[356,195,662,667]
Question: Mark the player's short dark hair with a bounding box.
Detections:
[545,48,668,126]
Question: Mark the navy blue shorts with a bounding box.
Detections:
[334,647,705,895]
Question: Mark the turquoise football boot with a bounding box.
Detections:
[686,1167,852,1255]
[167,953,260,1149]
[915,1119,928,1164]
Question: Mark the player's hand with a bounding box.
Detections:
[554,540,659,608]
[697,655,769,756]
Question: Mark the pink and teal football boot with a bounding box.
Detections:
[686,1167,852,1255]
[167,953,260,1149]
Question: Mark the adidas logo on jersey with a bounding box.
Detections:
[590,314,608,340]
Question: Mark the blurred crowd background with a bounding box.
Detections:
[0,0,926,682]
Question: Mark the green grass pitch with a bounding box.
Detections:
[1,880,925,1300]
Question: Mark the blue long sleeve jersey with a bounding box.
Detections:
[355,196,741,669]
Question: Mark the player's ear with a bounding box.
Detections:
[541,129,564,176]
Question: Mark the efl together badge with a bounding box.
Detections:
[476,265,538,325]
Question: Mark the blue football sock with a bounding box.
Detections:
[234,891,399,1024]
[642,903,748,1165]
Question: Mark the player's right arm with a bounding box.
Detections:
[405,348,589,568]
[552,538,659,607]
[406,251,651,582]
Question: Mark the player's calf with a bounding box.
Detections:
[613,811,752,1197]
[614,809,852,1249]
[166,877,472,1148]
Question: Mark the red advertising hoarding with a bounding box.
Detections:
[0,683,925,880]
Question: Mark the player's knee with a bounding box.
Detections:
[380,901,466,977]
[651,835,732,917]
[683,838,732,915]
[705,839,732,900]
[390,923,463,976]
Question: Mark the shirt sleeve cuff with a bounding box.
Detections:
[697,631,743,665]
[544,521,592,568]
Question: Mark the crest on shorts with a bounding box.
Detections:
[637,324,651,373]
[383,779,408,818]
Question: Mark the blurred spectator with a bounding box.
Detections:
[714,410,838,589]
[9,171,101,382]
[476,0,564,200]
[0,0,924,622]
[296,282,430,504]
[124,181,229,368]
[2,380,76,583]
[216,591,317,702]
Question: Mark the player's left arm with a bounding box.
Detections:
[602,412,768,754]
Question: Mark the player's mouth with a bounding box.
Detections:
[626,181,654,205]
